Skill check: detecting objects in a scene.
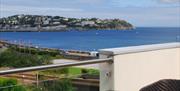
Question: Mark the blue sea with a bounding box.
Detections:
[0,27,180,51]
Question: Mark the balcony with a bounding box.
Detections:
[0,42,180,91]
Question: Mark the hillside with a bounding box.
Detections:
[0,14,134,31]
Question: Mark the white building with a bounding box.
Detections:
[81,21,95,26]
[43,20,49,25]
[53,22,60,25]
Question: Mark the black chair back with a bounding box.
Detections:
[140,79,180,91]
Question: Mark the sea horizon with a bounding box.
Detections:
[0,27,179,51]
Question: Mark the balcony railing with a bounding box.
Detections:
[0,58,112,75]
[0,42,180,91]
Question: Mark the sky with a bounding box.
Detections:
[0,0,180,27]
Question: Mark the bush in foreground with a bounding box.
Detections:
[28,79,75,91]
[0,77,26,91]
[0,48,52,68]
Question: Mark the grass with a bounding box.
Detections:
[39,67,82,78]
[39,67,100,79]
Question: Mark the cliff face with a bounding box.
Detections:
[0,14,134,31]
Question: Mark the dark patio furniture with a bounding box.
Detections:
[140,79,180,91]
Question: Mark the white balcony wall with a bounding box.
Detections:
[99,43,180,91]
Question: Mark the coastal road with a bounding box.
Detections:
[52,59,99,69]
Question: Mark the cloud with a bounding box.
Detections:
[0,0,179,27]
[76,0,103,4]
[109,0,180,8]
[1,5,83,13]
[0,4,84,18]
[65,7,180,27]
[158,0,180,3]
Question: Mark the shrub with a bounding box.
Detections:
[0,77,26,91]
[0,49,51,68]
[29,79,75,91]
[40,67,82,76]
[82,68,100,75]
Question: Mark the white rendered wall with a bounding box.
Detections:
[99,43,180,91]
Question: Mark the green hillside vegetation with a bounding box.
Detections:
[0,14,134,31]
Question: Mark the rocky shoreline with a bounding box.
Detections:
[0,27,134,32]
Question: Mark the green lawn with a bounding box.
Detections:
[39,67,100,78]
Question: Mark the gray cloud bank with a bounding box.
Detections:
[159,0,180,3]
